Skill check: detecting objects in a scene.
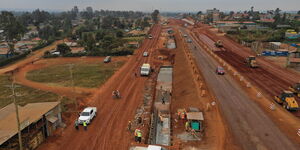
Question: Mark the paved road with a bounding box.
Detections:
[179,27,299,150]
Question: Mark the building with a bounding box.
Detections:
[206,8,220,22]
[0,102,62,149]
[127,41,140,48]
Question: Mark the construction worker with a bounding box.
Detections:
[116,90,120,98]
[137,130,142,143]
[83,121,87,131]
[74,120,79,130]
[134,129,140,142]
[161,96,165,104]
[159,114,163,125]
[127,121,132,132]
[185,121,190,132]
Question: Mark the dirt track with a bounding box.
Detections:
[0,40,63,74]
[12,57,129,99]
[36,24,162,150]
[179,26,299,150]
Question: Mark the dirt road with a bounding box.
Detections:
[0,40,63,74]
[37,24,162,150]
[180,27,299,150]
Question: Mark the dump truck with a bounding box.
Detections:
[289,83,300,97]
[245,56,258,68]
[215,40,223,48]
[274,90,299,111]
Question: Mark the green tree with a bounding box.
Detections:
[82,32,96,51]
[0,11,25,55]
[151,10,160,23]
[116,30,123,38]
[56,43,71,55]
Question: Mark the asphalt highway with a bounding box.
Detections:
[179,27,299,150]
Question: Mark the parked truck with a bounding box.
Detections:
[78,107,97,124]
[245,56,258,68]
[274,91,299,111]
[140,63,151,76]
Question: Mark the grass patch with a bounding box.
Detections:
[123,36,145,42]
[0,75,69,109]
[26,61,125,88]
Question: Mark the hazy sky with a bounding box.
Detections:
[0,0,300,12]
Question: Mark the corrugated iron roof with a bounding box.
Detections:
[0,102,60,145]
[187,112,204,121]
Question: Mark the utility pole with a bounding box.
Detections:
[69,64,78,113]
[11,71,23,150]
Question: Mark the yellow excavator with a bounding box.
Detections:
[245,56,258,68]
[274,90,299,111]
[289,83,300,97]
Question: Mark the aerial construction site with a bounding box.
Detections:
[1,4,300,150]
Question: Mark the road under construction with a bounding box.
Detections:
[1,19,300,150]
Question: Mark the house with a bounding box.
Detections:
[127,41,140,48]
[65,42,78,47]
[71,47,85,53]
[0,102,62,149]
[32,37,42,42]
[0,47,10,58]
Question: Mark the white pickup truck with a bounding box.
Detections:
[78,107,97,124]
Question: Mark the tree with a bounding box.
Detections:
[0,11,25,55]
[298,10,300,15]
[197,11,203,16]
[151,10,160,23]
[82,32,96,51]
[116,30,123,38]
[56,43,71,55]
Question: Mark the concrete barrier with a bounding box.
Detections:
[246,82,251,88]
[257,92,262,98]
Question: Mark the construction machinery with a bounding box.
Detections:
[215,40,223,48]
[274,90,299,111]
[245,56,258,68]
[289,83,300,97]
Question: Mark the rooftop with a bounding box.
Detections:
[0,102,60,145]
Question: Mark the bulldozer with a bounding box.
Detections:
[274,90,299,111]
[245,56,258,68]
[215,40,223,48]
[289,83,300,97]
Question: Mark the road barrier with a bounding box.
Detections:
[297,129,300,137]
[269,103,276,111]
[246,82,251,88]
[257,92,262,98]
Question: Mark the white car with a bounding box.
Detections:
[143,52,149,57]
[78,107,97,124]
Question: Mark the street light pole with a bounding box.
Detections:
[69,64,78,113]
[11,72,23,150]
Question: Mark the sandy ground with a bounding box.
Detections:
[33,24,162,150]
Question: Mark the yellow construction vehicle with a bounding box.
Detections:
[215,40,223,48]
[245,56,258,68]
[289,83,300,97]
[274,90,299,111]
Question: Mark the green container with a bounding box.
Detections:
[191,122,200,130]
